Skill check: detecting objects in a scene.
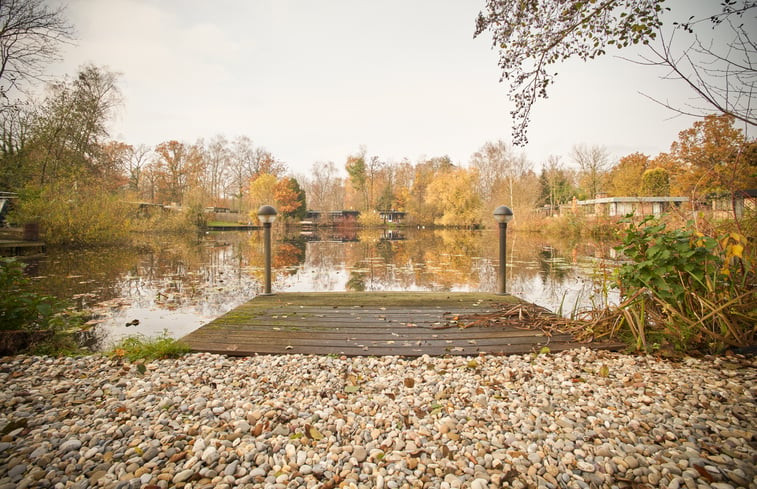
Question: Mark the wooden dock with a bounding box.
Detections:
[0,240,46,256]
[182,292,623,357]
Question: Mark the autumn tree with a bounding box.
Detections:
[389,159,414,212]
[99,141,131,191]
[407,156,454,225]
[474,0,756,144]
[639,167,670,196]
[153,140,202,204]
[608,152,650,196]
[571,144,611,199]
[274,177,307,221]
[246,173,277,216]
[665,114,755,197]
[426,167,482,227]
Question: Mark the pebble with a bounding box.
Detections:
[0,349,755,488]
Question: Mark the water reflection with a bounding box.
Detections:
[23,229,620,348]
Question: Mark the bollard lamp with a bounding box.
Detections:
[257,205,277,295]
[493,206,513,294]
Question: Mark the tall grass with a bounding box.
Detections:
[108,331,191,361]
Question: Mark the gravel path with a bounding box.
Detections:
[0,349,755,489]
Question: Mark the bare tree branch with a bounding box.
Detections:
[0,0,74,104]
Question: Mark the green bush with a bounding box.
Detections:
[612,215,755,353]
[0,257,64,331]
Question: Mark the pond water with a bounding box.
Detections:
[23,228,621,350]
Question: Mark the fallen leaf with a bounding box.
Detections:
[598,365,610,378]
[308,425,324,440]
[692,464,714,482]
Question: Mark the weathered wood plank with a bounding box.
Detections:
[182,292,623,357]
[187,328,560,340]
[185,332,573,346]
[188,341,594,357]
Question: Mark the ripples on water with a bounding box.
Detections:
[24,229,620,349]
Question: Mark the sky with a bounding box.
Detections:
[48,0,740,175]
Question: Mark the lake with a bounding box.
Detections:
[23,228,620,350]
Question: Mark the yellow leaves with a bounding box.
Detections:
[720,232,746,258]
[719,232,747,276]
[730,244,744,259]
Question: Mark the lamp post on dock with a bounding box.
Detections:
[493,205,513,294]
[257,205,277,295]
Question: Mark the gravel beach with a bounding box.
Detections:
[0,349,754,489]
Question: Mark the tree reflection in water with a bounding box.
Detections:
[23,229,619,348]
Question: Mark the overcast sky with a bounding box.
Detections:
[49,0,738,175]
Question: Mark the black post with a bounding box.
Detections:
[498,221,507,294]
[263,221,272,295]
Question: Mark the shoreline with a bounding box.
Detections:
[1,349,755,488]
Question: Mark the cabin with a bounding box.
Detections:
[567,196,689,217]
[710,189,757,220]
[379,210,406,224]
